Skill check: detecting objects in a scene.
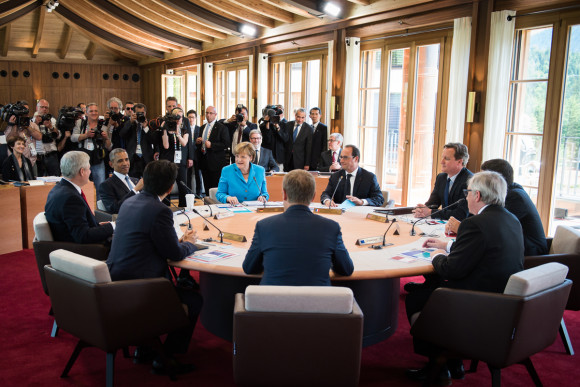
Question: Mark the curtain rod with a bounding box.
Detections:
[266,46,327,58]
[356,26,454,44]
[507,5,580,21]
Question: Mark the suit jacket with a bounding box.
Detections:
[98,174,138,214]
[44,179,113,244]
[2,154,35,181]
[320,167,384,207]
[260,119,288,164]
[310,122,328,170]
[216,163,269,203]
[432,204,524,293]
[107,191,197,281]
[196,120,230,172]
[506,183,548,256]
[120,120,156,163]
[226,121,257,163]
[285,121,313,170]
[254,147,279,172]
[425,168,473,220]
[317,149,341,172]
[242,204,354,285]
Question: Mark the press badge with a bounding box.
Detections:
[136,144,142,156]
[174,150,182,163]
[29,142,37,156]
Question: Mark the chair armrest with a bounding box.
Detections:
[204,197,219,205]
[94,209,115,223]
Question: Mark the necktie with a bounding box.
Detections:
[255,149,259,164]
[293,125,300,141]
[237,127,243,143]
[345,174,353,197]
[444,178,451,207]
[332,151,336,163]
[202,123,212,153]
[125,175,133,190]
[80,190,92,214]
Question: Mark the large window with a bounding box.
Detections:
[214,62,249,120]
[162,67,199,114]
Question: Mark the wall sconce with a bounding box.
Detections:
[466,91,480,123]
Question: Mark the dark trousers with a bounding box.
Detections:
[163,287,203,354]
[201,169,220,197]
[177,164,188,207]
[129,154,147,180]
[36,152,60,176]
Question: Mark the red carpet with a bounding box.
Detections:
[0,249,577,386]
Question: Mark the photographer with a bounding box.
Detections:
[105,97,126,150]
[259,104,288,170]
[223,105,257,164]
[2,100,43,174]
[71,103,112,199]
[120,103,156,179]
[57,105,84,157]
[160,107,191,207]
[32,99,61,176]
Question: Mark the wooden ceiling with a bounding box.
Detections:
[0,0,434,65]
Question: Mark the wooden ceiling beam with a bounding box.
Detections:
[262,0,317,18]
[281,0,322,16]
[0,0,35,14]
[0,0,41,28]
[31,7,45,58]
[58,23,72,60]
[230,0,295,23]
[346,0,369,5]
[1,25,11,57]
[192,0,273,29]
[89,0,202,49]
[165,0,246,35]
[84,41,96,60]
[54,4,165,58]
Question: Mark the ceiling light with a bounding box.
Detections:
[323,2,341,18]
[240,25,257,37]
[46,0,59,12]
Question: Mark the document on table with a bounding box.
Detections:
[242,201,284,207]
[391,248,436,263]
[186,249,237,263]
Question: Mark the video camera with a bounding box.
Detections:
[0,102,31,127]
[163,113,180,132]
[57,106,83,131]
[261,104,283,125]
[136,111,147,123]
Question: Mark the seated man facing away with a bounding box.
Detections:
[320,145,384,207]
[243,169,354,285]
[106,160,202,374]
[45,151,114,244]
[405,171,524,384]
[445,159,548,256]
[98,148,143,214]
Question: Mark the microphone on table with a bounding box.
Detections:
[253,176,266,208]
[179,180,212,216]
[410,198,465,236]
[371,218,398,250]
[168,199,192,230]
[191,208,227,244]
[327,171,345,208]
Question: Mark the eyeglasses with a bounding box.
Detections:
[38,106,49,109]
[463,189,473,197]
[339,155,352,160]
[328,139,338,142]
[125,107,134,111]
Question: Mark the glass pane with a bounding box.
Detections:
[360,49,382,88]
[186,72,197,113]
[359,49,382,169]
[505,134,542,194]
[513,27,553,80]
[165,76,181,104]
[238,69,248,110]
[409,44,439,207]
[305,59,320,124]
[272,62,285,106]
[552,24,580,233]
[289,62,303,115]
[362,127,377,172]
[215,71,225,120]
[382,48,410,205]
[507,81,547,133]
[228,70,236,117]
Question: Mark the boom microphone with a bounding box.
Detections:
[410,198,466,236]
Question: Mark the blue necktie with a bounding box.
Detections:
[125,175,133,190]
[444,178,451,207]
[293,125,299,141]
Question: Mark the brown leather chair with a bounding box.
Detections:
[32,212,109,337]
[44,249,190,387]
[524,225,580,355]
[233,286,363,387]
[410,263,572,387]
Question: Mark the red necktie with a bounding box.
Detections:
[81,190,93,214]
[332,151,336,163]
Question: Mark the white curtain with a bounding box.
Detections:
[203,62,214,120]
[257,53,269,120]
[445,17,472,144]
[343,37,360,147]
[482,10,516,161]
[326,41,334,128]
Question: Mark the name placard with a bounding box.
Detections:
[313,208,343,215]
[256,207,284,213]
[366,213,388,223]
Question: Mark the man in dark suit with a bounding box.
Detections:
[413,142,473,221]
[317,132,343,172]
[243,169,354,285]
[260,105,288,169]
[195,106,230,196]
[119,103,156,179]
[45,151,114,244]
[223,105,257,163]
[98,148,142,214]
[405,171,524,384]
[309,107,328,170]
[249,129,279,172]
[284,108,313,171]
[321,145,384,207]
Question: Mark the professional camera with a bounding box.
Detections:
[261,105,283,125]
[107,111,123,123]
[235,104,246,123]
[136,111,147,123]
[41,113,52,122]
[163,113,180,132]
[57,106,83,131]
[0,102,30,126]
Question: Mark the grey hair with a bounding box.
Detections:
[468,171,507,207]
[329,132,343,145]
[109,148,128,162]
[295,107,306,116]
[60,151,90,179]
[107,97,123,109]
[249,129,262,138]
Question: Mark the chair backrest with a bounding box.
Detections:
[209,187,218,202]
[33,212,54,242]
[244,285,353,314]
[504,262,569,297]
[550,225,580,254]
[381,190,390,206]
[49,249,111,284]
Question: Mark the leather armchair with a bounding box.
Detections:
[32,212,109,337]
[524,225,580,354]
[411,263,571,387]
[44,249,190,387]
[233,286,363,387]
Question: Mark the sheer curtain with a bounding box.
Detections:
[257,53,268,119]
[445,17,472,144]
[203,62,214,117]
[343,37,360,147]
[482,10,516,161]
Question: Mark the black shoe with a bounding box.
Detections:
[151,357,196,376]
[447,359,465,380]
[133,346,156,364]
[404,281,427,293]
[406,365,452,386]
[176,275,200,290]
